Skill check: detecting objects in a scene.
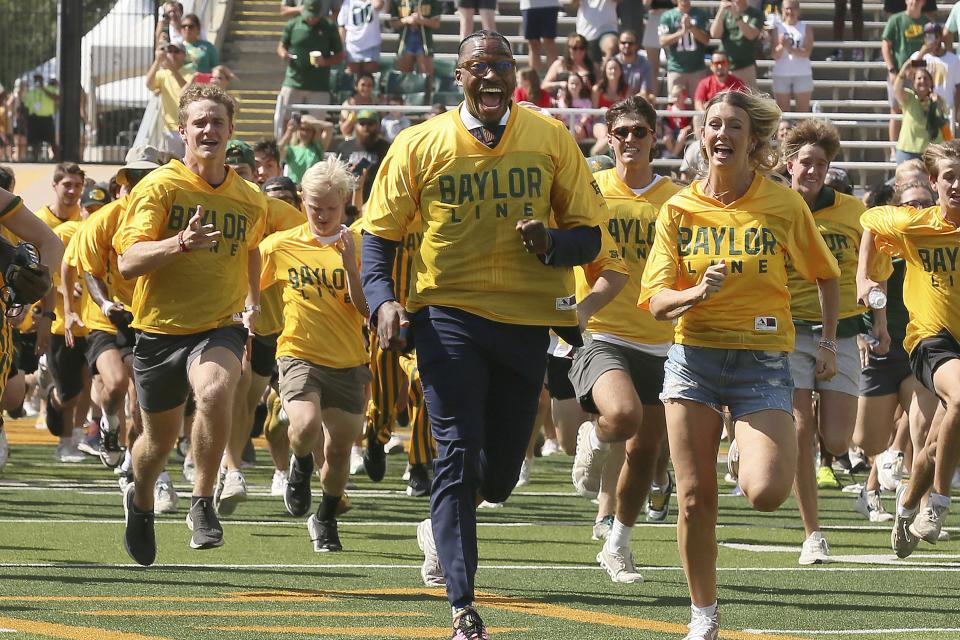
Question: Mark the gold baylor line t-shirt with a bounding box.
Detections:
[255,197,306,337]
[639,174,840,351]
[113,160,268,335]
[362,104,607,327]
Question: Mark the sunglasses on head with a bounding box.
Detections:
[902,199,934,209]
[611,125,653,140]
[458,59,516,78]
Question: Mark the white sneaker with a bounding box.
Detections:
[854,488,894,522]
[571,421,608,499]
[182,455,195,483]
[154,479,179,514]
[0,428,8,472]
[891,483,920,558]
[271,469,288,496]
[402,463,412,482]
[349,445,365,475]
[541,438,562,457]
[910,501,950,544]
[592,515,614,541]
[55,441,86,463]
[938,528,951,542]
[877,450,905,492]
[597,544,644,584]
[517,458,531,487]
[477,500,504,509]
[799,531,830,565]
[684,606,720,640]
[725,439,739,484]
[416,518,445,587]
[385,434,405,454]
[216,470,248,516]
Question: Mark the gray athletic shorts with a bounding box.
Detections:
[569,338,667,413]
[278,356,372,414]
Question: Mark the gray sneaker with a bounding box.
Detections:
[416,518,445,587]
[910,501,950,544]
[597,544,644,584]
[186,498,223,549]
[571,421,608,499]
[891,484,920,558]
[215,470,248,516]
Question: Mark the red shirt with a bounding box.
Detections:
[513,87,553,109]
[694,73,747,106]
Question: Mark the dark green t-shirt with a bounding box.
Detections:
[658,8,711,74]
[282,16,343,92]
[882,12,930,68]
[719,6,764,70]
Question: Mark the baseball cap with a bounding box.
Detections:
[117,145,162,186]
[302,0,332,18]
[225,139,255,171]
[586,155,615,173]
[81,182,111,209]
[825,167,853,195]
[263,176,298,195]
[356,109,380,123]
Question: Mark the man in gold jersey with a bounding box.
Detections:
[860,140,960,556]
[113,84,267,566]
[63,148,161,473]
[361,30,605,639]
[567,97,683,584]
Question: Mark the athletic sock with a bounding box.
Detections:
[589,425,609,451]
[929,492,951,509]
[692,601,718,619]
[897,501,918,518]
[606,518,633,549]
[317,494,342,521]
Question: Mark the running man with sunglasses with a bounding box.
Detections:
[361,30,605,640]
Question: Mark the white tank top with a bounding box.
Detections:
[773,20,813,78]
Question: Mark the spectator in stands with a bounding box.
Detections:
[283,0,337,17]
[514,67,553,109]
[883,0,937,19]
[894,59,949,162]
[863,180,896,208]
[659,0,711,101]
[521,0,560,73]
[543,34,598,95]
[832,0,864,61]
[824,167,853,195]
[642,0,675,87]
[180,13,219,74]
[558,73,594,142]
[882,0,930,146]
[255,139,283,186]
[572,0,621,63]
[945,3,960,49]
[666,83,693,131]
[457,0,497,42]
[275,0,345,139]
[0,85,9,162]
[156,2,185,46]
[592,58,630,153]
[5,80,27,163]
[191,65,237,90]
[280,114,334,184]
[660,98,693,159]
[710,0,765,89]
[338,0,386,75]
[25,74,58,161]
[615,30,654,101]
[340,72,380,139]
[694,52,747,111]
[428,102,447,117]
[381,95,412,141]
[391,0,442,77]
[146,41,194,158]
[918,23,960,131]
[771,0,813,114]
[334,109,391,203]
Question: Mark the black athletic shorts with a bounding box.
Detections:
[522,6,559,40]
[251,332,279,378]
[26,115,55,146]
[860,340,914,397]
[11,330,38,376]
[133,326,246,413]
[545,353,576,400]
[909,329,960,401]
[47,334,88,401]
[457,0,496,9]
[85,329,134,374]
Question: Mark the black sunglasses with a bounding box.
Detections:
[182,22,199,29]
[611,125,653,140]
[619,40,637,46]
[458,60,516,78]
[902,199,934,209]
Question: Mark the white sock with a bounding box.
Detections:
[157,471,171,485]
[897,501,918,517]
[606,518,633,550]
[692,601,718,618]
[589,424,609,451]
[101,413,120,433]
[929,492,951,509]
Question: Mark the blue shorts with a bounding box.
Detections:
[661,344,794,420]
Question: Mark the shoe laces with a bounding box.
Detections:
[191,499,216,530]
[688,608,718,636]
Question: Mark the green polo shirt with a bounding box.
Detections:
[282,16,343,92]
[719,6,764,70]
[184,39,220,74]
[658,8,711,74]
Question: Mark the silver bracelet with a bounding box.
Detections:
[818,338,838,355]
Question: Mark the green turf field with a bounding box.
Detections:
[0,419,958,640]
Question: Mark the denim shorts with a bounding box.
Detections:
[661,344,794,420]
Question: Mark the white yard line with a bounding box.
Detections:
[745,629,960,636]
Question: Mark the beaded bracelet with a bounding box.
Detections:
[177,230,189,252]
[818,339,838,355]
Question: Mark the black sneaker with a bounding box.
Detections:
[307,514,343,552]
[406,463,431,497]
[123,483,156,566]
[363,431,387,482]
[452,606,488,640]
[98,417,123,469]
[45,385,64,437]
[186,498,224,549]
[285,454,314,516]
